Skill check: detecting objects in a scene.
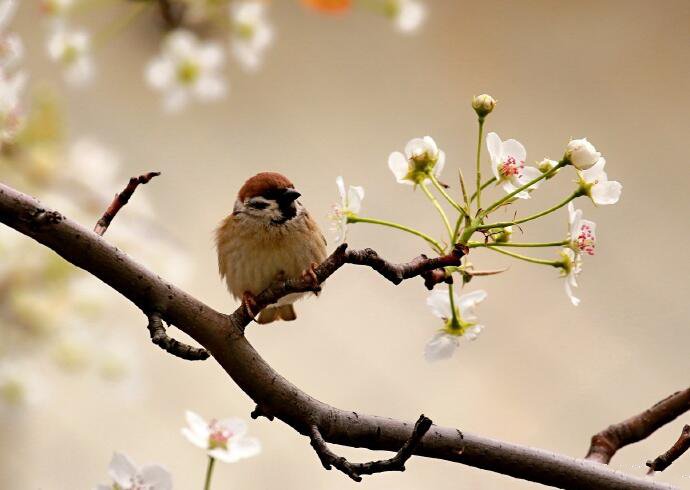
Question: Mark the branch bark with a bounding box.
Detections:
[0,182,677,490]
[585,388,690,464]
[94,171,160,236]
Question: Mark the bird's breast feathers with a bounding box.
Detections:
[215,212,327,299]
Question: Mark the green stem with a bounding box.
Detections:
[481,161,567,217]
[348,215,444,253]
[475,118,485,210]
[477,191,579,231]
[486,246,561,267]
[448,282,461,328]
[203,456,216,490]
[470,177,496,203]
[430,173,464,214]
[469,240,568,248]
[420,182,453,244]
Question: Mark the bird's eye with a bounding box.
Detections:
[248,200,269,210]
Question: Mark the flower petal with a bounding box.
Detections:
[591,180,622,205]
[580,157,606,183]
[185,410,209,435]
[217,417,248,439]
[486,132,501,166]
[387,151,411,184]
[181,427,209,449]
[433,150,446,178]
[501,138,526,163]
[139,464,173,490]
[347,185,365,213]
[457,290,487,321]
[424,332,459,362]
[108,452,137,486]
[335,176,346,201]
[426,288,453,319]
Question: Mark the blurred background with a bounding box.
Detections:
[1,0,689,488]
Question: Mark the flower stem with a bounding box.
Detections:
[469,240,568,248]
[420,182,454,244]
[430,173,465,214]
[447,282,461,329]
[481,161,567,218]
[203,456,216,490]
[477,191,580,231]
[470,177,496,203]
[486,246,561,267]
[475,117,485,211]
[348,215,444,253]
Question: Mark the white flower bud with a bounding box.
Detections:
[564,138,601,170]
[472,94,496,118]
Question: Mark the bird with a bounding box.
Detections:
[215,172,328,324]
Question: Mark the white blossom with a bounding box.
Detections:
[578,157,622,205]
[0,0,17,30]
[329,176,364,245]
[95,452,172,490]
[385,0,426,33]
[47,27,94,87]
[565,137,601,170]
[230,1,273,71]
[567,202,595,256]
[425,288,487,361]
[0,33,22,69]
[0,70,26,142]
[146,30,226,112]
[560,248,582,306]
[181,410,261,463]
[486,132,541,199]
[388,136,445,185]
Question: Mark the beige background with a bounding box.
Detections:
[4,0,690,488]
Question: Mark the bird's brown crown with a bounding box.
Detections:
[238,172,295,201]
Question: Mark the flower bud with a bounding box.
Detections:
[489,226,512,243]
[472,94,496,118]
[564,138,601,170]
[538,158,559,179]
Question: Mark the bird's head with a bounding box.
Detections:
[234,172,303,224]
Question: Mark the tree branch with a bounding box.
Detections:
[0,182,677,490]
[309,415,433,482]
[585,388,690,464]
[94,171,160,236]
[147,312,209,361]
[646,424,690,474]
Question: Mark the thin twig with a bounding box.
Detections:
[309,415,433,482]
[585,388,690,464]
[646,424,690,474]
[94,172,160,236]
[147,312,209,361]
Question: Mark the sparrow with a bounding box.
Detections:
[215,172,328,324]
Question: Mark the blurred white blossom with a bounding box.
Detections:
[578,157,622,206]
[96,452,172,490]
[425,288,487,361]
[329,176,364,245]
[486,132,541,199]
[0,70,26,141]
[388,136,445,185]
[146,29,226,112]
[182,410,261,463]
[0,361,44,413]
[47,27,94,86]
[385,0,426,33]
[230,1,273,71]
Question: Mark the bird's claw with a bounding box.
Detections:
[242,291,258,319]
[301,262,321,293]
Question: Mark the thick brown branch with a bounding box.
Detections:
[309,415,433,482]
[146,312,209,361]
[646,424,690,474]
[94,171,160,236]
[0,183,677,490]
[585,388,690,464]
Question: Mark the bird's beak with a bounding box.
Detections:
[280,189,301,203]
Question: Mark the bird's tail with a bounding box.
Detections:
[256,304,297,324]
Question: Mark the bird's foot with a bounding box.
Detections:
[301,262,321,294]
[242,291,259,319]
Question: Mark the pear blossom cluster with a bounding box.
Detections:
[330,93,622,361]
[37,0,426,111]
